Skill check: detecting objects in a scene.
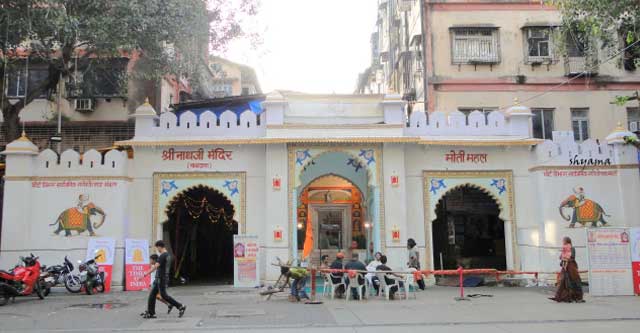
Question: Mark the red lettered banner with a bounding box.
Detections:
[632,262,640,296]
[125,239,150,291]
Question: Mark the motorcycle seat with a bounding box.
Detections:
[0,269,13,276]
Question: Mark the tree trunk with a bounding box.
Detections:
[1,104,21,144]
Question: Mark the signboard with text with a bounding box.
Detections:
[586,228,634,296]
[124,239,150,291]
[630,228,640,295]
[86,238,116,293]
[233,235,259,288]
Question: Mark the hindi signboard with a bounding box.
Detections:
[86,238,116,293]
[586,228,634,296]
[630,227,640,295]
[124,239,150,291]
[233,235,259,288]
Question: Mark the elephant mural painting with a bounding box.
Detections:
[559,187,609,228]
[50,194,107,236]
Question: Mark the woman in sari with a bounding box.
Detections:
[551,237,584,303]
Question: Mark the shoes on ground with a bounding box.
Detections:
[178,305,187,318]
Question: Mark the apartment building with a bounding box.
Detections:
[206,56,262,98]
[359,0,640,140]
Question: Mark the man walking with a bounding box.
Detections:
[139,240,186,319]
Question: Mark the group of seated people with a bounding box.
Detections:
[321,251,423,300]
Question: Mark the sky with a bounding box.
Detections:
[222,0,378,94]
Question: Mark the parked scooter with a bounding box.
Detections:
[78,253,105,295]
[0,254,45,306]
[39,256,82,295]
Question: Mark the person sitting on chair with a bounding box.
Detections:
[376,255,404,300]
[344,252,367,300]
[329,252,346,297]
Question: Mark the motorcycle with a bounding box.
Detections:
[0,254,45,306]
[78,253,105,295]
[39,256,82,295]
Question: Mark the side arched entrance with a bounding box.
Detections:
[423,171,517,271]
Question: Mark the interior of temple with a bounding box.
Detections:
[163,185,238,284]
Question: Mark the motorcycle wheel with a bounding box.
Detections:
[35,281,45,299]
[65,275,82,293]
[43,286,51,297]
[0,292,9,306]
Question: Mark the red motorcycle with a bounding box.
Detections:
[0,254,45,306]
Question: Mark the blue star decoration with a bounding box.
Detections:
[359,149,375,165]
[296,150,312,166]
[347,158,364,172]
[490,178,507,195]
[429,179,446,195]
[223,180,239,196]
[161,180,178,197]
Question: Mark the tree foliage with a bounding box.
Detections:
[0,0,258,143]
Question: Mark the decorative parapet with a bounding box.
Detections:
[534,131,638,166]
[132,101,266,139]
[33,148,128,177]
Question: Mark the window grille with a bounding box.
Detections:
[571,108,590,142]
[525,27,553,63]
[451,28,500,64]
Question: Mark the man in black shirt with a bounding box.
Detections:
[329,252,345,297]
[376,255,404,300]
[140,240,186,319]
[344,252,367,300]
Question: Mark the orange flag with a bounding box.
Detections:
[302,211,313,259]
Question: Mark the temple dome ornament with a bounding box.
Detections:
[605,122,637,145]
[1,131,39,155]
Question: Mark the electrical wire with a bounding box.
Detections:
[498,38,640,111]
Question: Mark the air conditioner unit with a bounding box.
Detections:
[74,98,94,112]
[630,121,639,132]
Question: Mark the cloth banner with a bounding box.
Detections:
[124,239,150,291]
[233,235,259,288]
[586,228,634,296]
[86,238,116,293]
[630,228,640,295]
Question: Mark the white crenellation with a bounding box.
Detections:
[34,148,127,177]
[534,131,636,166]
[138,109,266,138]
[405,110,514,136]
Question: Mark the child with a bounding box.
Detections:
[140,254,173,316]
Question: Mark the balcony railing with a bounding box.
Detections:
[564,54,598,77]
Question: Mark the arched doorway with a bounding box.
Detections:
[432,185,506,270]
[296,175,368,262]
[163,185,237,283]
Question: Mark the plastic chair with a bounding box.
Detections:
[345,273,366,301]
[322,273,346,299]
[378,273,401,300]
[404,271,419,299]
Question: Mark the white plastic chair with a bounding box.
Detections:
[378,273,401,300]
[345,273,366,301]
[322,273,346,299]
[404,271,419,299]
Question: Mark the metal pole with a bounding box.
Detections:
[56,72,62,153]
[439,252,444,276]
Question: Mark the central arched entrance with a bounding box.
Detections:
[432,185,506,271]
[163,185,237,284]
[297,175,368,262]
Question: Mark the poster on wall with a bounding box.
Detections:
[124,239,150,291]
[233,235,259,288]
[86,238,116,293]
[586,228,634,296]
[630,228,640,295]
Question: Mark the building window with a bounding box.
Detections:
[627,107,640,132]
[531,108,554,139]
[524,27,553,63]
[450,27,500,64]
[458,107,497,125]
[6,65,50,98]
[571,108,590,142]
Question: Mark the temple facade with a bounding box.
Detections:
[1,91,639,286]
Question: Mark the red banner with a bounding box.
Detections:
[125,264,151,291]
[632,262,640,296]
[99,265,113,293]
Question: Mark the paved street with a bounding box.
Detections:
[1,285,639,332]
